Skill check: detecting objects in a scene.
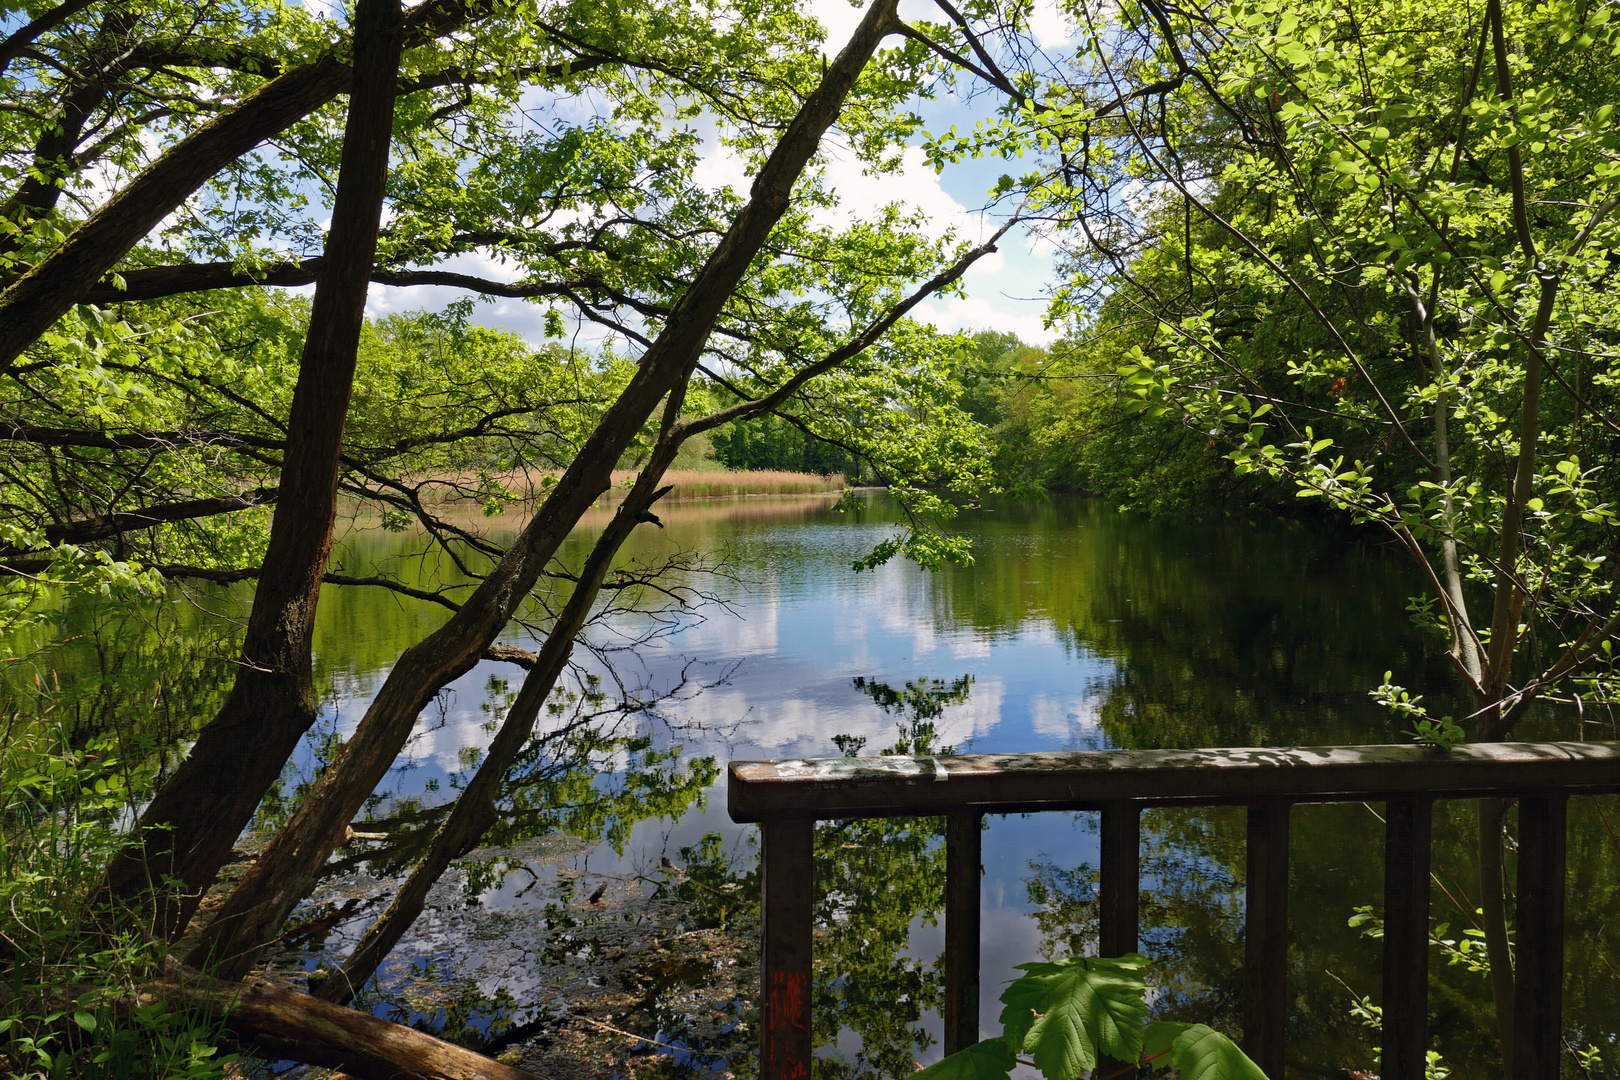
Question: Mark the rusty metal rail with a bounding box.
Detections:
[726,741,1620,1080]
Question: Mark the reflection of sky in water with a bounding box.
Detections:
[309,506,1121,791]
[294,495,1488,1073]
[298,497,1123,1052]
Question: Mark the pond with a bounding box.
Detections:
[24,493,1620,1079]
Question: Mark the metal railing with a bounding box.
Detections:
[727,741,1620,1080]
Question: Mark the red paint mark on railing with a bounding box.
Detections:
[765,969,810,1079]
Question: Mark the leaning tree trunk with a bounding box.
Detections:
[316,426,686,1004]
[98,0,406,941]
[182,0,903,983]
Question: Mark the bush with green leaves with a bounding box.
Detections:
[0,713,234,1079]
[917,954,1266,1080]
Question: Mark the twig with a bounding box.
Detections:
[569,1014,689,1054]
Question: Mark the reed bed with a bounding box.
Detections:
[604,468,845,500]
[413,467,845,504]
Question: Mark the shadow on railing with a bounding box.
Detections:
[726,741,1620,1080]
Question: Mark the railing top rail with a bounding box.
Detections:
[727,740,1620,822]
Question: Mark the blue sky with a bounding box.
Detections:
[357,0,1079,347]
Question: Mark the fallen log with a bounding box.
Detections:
[180,973,542,1080]
[12,958,545,1080]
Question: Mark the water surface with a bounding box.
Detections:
[20,492,1615,1078]
[292,493,1617,1080]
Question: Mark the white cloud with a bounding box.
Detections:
[691,138,751,196]
[817,143,980,241]
[805,0,868,55]
[914,293,1055,344]
[1027,0,1075,48]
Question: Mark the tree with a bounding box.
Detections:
[935,0,1620,1072]
[0,0,1023,1071]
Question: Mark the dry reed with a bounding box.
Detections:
[415,467,845,504]
[602,469,844,501]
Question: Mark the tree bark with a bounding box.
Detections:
[99,0,406,942]
[181,0,903,983]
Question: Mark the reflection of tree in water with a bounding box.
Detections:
[3,584,245,753]
[1024,801,1620,1080]
[1026,810,1245,1037]
[926,499,1469,748]
[813,813,945,1080]
[808,674,973,1080]
[1026,807,1406,1080]
[849,674,973,757]
[253,673,981,1080]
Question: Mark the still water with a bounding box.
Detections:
[21,493,1610,1077]
[276,492,1619,1080]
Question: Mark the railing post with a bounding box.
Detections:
[1244,800,1290,1079]
[944,811,983,1055]
[1099,803,1142,1078]
[1382,799,1433,1080]
[762,820,815,1080]
[1513,794,1568,1080]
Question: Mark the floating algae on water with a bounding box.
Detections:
[256,832,759,1080]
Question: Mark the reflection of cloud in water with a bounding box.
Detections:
[677,595,780,657]
[937,676,1003,749]
[672,689,838,758]
[1028,693,1103,742]
[661,674,1006,759]
[908,618,938,656]
[1016,620,1059,645]
[875,572,928,637]
[402,681,499,773]
[949,634,992,660]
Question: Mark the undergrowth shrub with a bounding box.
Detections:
[0,709,234,1079]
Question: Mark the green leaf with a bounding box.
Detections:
[913,1038,1018,1080]
[1142,1020,1192,1067]
[999,956,1150,1080]
[1143,1023,1269,1080]
[72,1011,97,1033]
